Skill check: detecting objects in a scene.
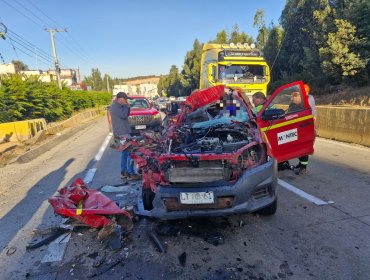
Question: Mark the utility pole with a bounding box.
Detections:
[106,75,110,92]
[45,28,67,90]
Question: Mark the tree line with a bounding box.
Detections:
[159,0,369,96]
[0,75,111,123]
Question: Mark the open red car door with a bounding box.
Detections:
[256,81,315,163]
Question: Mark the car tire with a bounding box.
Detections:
[256,198,277,215]
[142,189,155,210]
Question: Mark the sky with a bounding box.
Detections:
[0,0,286,79]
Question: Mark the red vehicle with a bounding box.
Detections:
[120,81,315,219]
[127,96,162,134]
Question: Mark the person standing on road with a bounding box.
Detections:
[293,84,316,175]
[109,92,139,180]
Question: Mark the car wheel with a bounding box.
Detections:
[142,189,155,210]
[256,198,277,215]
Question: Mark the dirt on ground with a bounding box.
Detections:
[315,85,370,107]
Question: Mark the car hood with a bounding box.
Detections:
[130,107,159,116]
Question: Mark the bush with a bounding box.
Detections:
[0,74,111,123]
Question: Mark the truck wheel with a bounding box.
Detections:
[256,198,277,215]
[142,189,155,210]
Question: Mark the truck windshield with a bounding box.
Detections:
[129,99,150,108]
[218,64,266,83]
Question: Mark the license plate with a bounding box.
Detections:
[180,191,214,204]
[135,125,146,130]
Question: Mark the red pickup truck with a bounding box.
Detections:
[107,96,162,135]
[128,96,162,134]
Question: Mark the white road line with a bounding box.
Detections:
[44,134,112,263]
[317,137,370,152]
[84,133,112,184]
[278,179,333,205]
[95,133,112,161]
[83,168,97,184]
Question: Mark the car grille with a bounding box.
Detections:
[129,115,154,125]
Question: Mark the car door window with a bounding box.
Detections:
[267,84,305,114]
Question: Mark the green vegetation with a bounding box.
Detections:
[159,0,369,96]
[0,75,111,123]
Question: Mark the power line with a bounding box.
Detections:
[55,35,88,62]
[6,33,53,64]
[8,37,19,59]
[5,28,69,68]
[13,0,49,28]
[26,0,60,28]
[1,0,44,29]
[25,0,89,60]
[7,29,52,61]
[4,39,52,68]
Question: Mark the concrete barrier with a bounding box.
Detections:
[0,118,47,143]
[0,108,105,144]
[316,106,370,147]
[46,108,105,135]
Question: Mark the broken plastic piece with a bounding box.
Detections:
[49,178,132,229]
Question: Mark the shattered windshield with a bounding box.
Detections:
[187,97,249,129]
[218,64,266,83]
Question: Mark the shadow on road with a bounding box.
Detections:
[0,158,75,252]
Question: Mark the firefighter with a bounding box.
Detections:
[252,91,267,114]
[293,84,316,175]
[252,91,291,171]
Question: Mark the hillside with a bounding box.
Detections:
[315,85,370,107]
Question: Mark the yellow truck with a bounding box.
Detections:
[200,43,270,96]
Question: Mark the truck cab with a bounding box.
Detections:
[200,43,270,98]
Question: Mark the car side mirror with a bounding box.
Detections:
[262,108,285,121]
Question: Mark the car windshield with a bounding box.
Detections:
[218,64,266,83]
[129,99,150,108]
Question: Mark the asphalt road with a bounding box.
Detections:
[0,116,369,280]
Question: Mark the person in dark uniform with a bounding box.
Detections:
[109,92,139,180]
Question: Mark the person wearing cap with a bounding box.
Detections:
[109,92,139,180]
[293,84,316,175]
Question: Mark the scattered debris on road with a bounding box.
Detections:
[26,227,71,250]
[178,252,186,266]
[149,230,166,253]
[5,246,17,256]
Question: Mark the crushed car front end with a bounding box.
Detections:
[125,85,278,219]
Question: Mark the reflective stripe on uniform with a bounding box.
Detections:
[299,161,309,165]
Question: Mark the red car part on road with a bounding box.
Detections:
[49,178,132,228]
